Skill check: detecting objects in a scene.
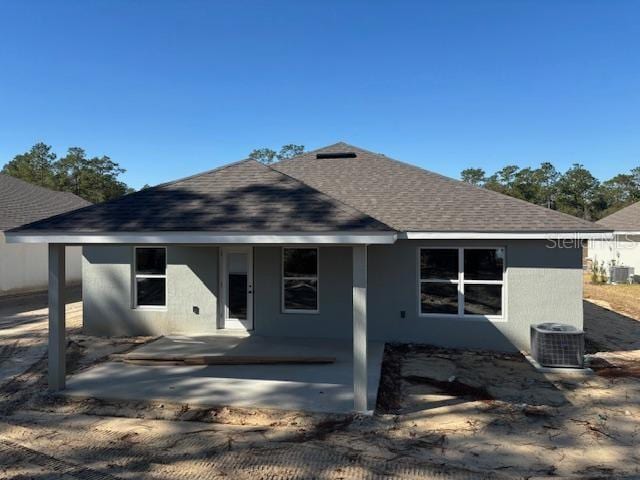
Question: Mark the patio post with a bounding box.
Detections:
[352,245,368,413]
[48,243,66,391]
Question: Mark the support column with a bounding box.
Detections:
[353,245,368,413]
[48,244,66,391]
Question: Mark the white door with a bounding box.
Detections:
[220,247,253,331]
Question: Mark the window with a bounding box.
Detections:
[419,247,505,318]
[134,247,167,308]
[282,247,318,313]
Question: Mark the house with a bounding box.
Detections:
[6,143,610,412]
[588,201,640,280]
[0,174,91,296]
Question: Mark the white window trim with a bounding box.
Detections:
[282,247,320,314]
[417,246,506,321]
[133,246,168,310]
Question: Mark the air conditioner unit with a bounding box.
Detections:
[610,266,635,284]
[531,323,584,368]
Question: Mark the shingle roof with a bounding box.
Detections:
[11,160,389,233]
[596,201,640,231]
[9,142,608,235]
[0,174,91,231]
[274,143,606,233]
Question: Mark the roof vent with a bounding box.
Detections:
[316,152,357,159]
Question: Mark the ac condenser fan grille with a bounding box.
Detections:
[531,323,584,368]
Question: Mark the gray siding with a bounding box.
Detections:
[82,240,583,352]
[83,245,218,336]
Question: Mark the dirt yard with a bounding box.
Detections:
[1,289,639,479]
[583,274,640,321]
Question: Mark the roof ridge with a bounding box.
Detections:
[275,142,606,231]
[331,147,604,230]
[266,162,396,231]
[153,158,255,190]
[275,141,365,164]
[154,155,393,231]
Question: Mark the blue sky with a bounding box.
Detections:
[1,0,639,189]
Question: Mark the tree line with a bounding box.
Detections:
[461,163,640,220]
[1,143,133,203]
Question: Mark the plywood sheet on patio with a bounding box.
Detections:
[65,335,385,414]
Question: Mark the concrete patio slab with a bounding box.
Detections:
[65,335,385,414]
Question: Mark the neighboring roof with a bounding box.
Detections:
[274,143,606,233]
[8,142,609,236]
[10,160,389,233]
[0,174,91,231]
[596,201,640,231]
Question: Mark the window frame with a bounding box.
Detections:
[281,246,320,314]
[417,246,506,321]
[133,246,168,310]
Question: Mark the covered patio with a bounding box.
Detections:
[36,237,392,413]
[65,334,385,414]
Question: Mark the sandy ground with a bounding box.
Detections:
[0,289,81,382]
[0,290,639,479]
[584,274,640,322]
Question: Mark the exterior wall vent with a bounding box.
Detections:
[316,152,357,159]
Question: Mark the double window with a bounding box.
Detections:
[282,247,319,313]
[134,247,167,308]
[419,247,505,318]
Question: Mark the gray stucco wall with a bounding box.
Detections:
[252,241,582,351]
[82,240,583,352]
[253,246,353,338]
[83,245,219,336]
[366,240,583,351]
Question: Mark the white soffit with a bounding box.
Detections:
[400,231,614,240]
[4,231,398,245]
[6,230,614,244]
